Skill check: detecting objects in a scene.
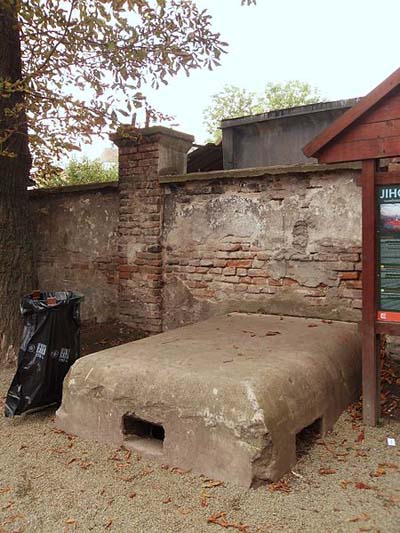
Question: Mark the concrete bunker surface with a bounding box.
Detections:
[56,313,361,487]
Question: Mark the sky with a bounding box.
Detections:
[87,0,400,159]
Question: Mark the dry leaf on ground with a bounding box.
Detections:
[355,431,365,443]
[319,468,337,475]
[370,467,386,477]
[346,512,370,523]
[207,512,248,532]
[355,482,372,490]
[203,480,224,488]
[267,480,291,493]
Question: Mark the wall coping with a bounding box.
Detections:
[29,181,119,197]
[110,125,194,147]
[221,98,361,129]
[159,162,361,184]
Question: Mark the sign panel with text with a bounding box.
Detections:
[377,185,400,322]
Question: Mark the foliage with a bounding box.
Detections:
[203,85,264,143]
[36,157,118,188]
[1,0,232,181]
[262,81,324,110]
[203,81,325,143]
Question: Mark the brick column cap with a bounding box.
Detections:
[110,125,194,147]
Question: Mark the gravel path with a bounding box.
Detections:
[1,366,400,533]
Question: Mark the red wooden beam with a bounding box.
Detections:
[376,321,400,335]
[375,171,400,185]
[303,68,400,159]
[361,160,380,426]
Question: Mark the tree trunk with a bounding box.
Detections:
[0,1,36,365]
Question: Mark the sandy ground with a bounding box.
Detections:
[1,327,400,532]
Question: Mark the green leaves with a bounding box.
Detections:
[203,81,325,143]
[13,0,228,180]
[36,156,118,188]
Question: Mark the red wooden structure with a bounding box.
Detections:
[303,67,400,426]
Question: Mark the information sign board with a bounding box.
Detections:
[377,185,400,322]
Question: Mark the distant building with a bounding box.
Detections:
[221,98,360,170]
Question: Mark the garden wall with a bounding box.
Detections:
[29,127,364,336]
[161,165,362,330]
[30,182,119,323]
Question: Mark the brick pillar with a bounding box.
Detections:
[111,126,193,334]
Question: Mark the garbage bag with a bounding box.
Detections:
[4,291,83,417]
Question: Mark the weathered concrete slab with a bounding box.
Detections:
[56,313,361,487]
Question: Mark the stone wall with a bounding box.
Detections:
[29,128,365,337]
[161,165,362,330]
[30,183,119,323]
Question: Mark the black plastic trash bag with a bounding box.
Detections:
[4,291,83,417]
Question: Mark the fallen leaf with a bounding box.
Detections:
[307,324,318,328]
[79,461,93,470]
[355,482,372,490]
[0,487,11,494]
[346,512,370,523]
[1,501,15,511]
[319,468,337,475]
[120,476,135,482]
[355,431,365,443]
[128,491,136,499]
[207,512,248,532]
[203,480,224,488]
[340,480,352,489]
[162,497,171,504]
[267,480,291,493]
[371,467,386,478]
[51,447,67,454]
[201,497,209,508]
[136,467,154,478]
[170,467,189,475]
[65,518,76,525]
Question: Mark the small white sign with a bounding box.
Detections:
[387,437,396,446]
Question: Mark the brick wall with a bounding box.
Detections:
[111,126,193,333]
[161,166,362,330]
[30,183,119,323]
[30,129,366,338]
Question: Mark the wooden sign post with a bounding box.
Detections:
[303,67,400,425]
